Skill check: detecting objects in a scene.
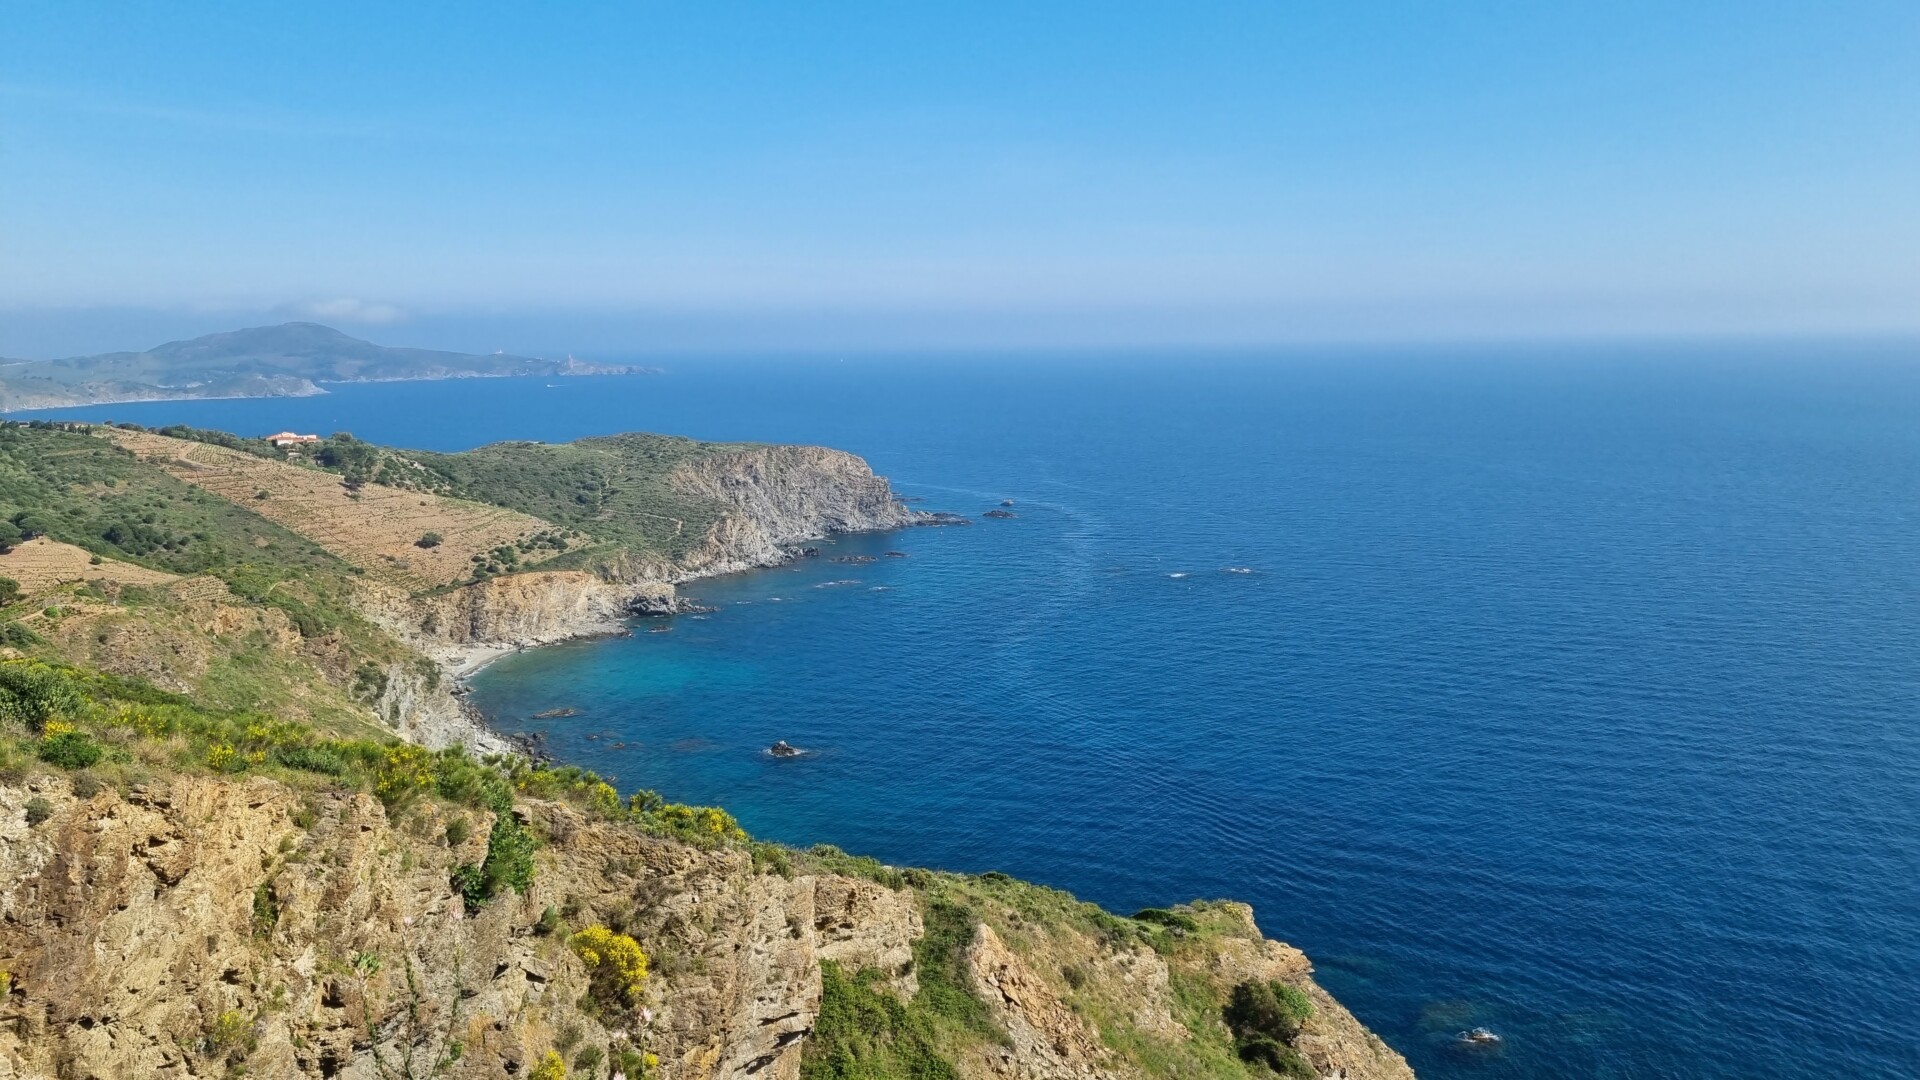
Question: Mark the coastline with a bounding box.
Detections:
[2,368,663,414]
[431,513,930,747]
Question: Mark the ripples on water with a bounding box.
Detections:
[42,346,1920,1079]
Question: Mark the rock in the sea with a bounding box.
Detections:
[531,707,579,719]
[768,740,804,758]
[883,551,909,558]
[830,554,879,564]
[918,512,973,526]
[1001,498,1016,506]
[983,509,1017,519]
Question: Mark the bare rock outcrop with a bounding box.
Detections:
[966,923,1120,1080]
[669,446,922,579]
[0,775,1413,1080]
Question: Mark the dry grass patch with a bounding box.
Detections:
[107,430,561,591]
[0,537,178,595]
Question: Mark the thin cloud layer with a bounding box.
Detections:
[280,299,408,326]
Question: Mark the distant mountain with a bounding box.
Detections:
[0,322,655,411]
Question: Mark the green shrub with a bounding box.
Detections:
[751,843,795,879]
[1237,1035,1314,1078]
[272,744,349,775]
[37,730,102,769]
[1225,979,1316,1072]
[454,811,537,910]
[23,797,52,826]
[1133,907,1200,933]
[444,816,471,846]
[0,577,19,607]
[450,863,487,909]
[805,962,956,1080]
[0,661,83,730]
[252,881,279,936]
[912,900,997,1034]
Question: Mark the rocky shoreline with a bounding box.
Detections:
[395,445,933,750]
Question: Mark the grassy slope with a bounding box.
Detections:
[108,428,566,591]
[373,433,750,565]
[0,423,413,732]
[127,426,754,580]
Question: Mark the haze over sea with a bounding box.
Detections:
[35,345,1920,1080]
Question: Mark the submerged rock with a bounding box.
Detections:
[983,509,1017,519]
[768,740,805,758]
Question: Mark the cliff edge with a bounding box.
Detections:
[0,771,1413,1080]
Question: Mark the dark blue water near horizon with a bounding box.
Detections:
[32,345,1920,1079]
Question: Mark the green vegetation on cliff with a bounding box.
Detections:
[0,655,743,858]
[0,423,339,577]
[399,434,745,562]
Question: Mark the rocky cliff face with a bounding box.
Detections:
[667,446,923,579]
[0,773,1413,1080]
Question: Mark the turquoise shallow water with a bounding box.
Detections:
[35,345,1920,1079]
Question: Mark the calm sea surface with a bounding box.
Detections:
[34,346,1920,1079]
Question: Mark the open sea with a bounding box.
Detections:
[32,344,1920,1079]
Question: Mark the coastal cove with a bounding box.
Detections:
[30,347,1920,1080]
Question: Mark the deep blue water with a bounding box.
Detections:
[32,346,1920,1079]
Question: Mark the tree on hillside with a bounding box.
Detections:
[11,512,56,540]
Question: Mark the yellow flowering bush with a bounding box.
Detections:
[40,719,75,737]
[653,803,746,842]
[106,704,171,737]
[206,743,239,771]
[587,780,621,818]
[374,743,435,805]
[529,1049,567,1080]
[569,926,649,1007]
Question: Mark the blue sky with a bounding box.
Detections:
[3,2,1917,356]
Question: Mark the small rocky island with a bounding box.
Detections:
[768,739,806,758]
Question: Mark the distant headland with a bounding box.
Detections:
[0,321,657,411]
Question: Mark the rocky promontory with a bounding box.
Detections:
[0,420,1416,1079]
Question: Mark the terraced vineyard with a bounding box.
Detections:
[0,536,178,593]
[108,429,565,591]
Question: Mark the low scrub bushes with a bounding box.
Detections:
[1224,979,1315,1077]
[452,811,537,910]
[37,728,101,769]
[0,657,750,854]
